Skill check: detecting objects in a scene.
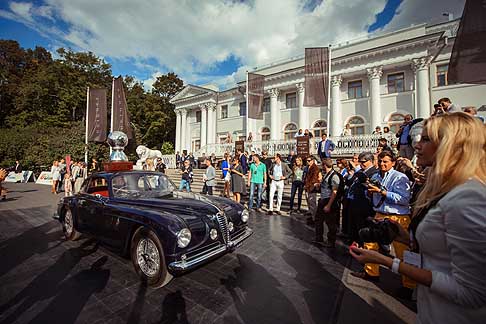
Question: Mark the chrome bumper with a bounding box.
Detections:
[168,227,253,272]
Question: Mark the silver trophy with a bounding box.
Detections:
[107,131,129,161]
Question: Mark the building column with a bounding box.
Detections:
[330,75,343,137]
[297,83,306,130]
[175,110,182,152]
[412,56,432,118]
[180,109,188,152]
[367,66,383,133]
[200,104,207,149]
[269,88,280,140]
[206,102,216,144]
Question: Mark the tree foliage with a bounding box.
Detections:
[0,40,183,169]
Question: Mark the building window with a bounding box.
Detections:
[285,92,297,109]
[312,120,328,138]
[436,64,448,87]
[387,73,405,93]
[261,127,270,141]
[348,80,363,99]
[263,97,270,113]
[239,102,246,116]
[221,105,228,119]
[192,139,200,151]
[347,116,365,135]
[388,113,405,133]
[195,110,201,123]
[283,123,298,140]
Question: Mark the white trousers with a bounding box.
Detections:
[269,180,284,211]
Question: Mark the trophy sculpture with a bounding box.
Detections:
[104,131,133,172]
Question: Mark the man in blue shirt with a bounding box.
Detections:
[351,151,415,297]
[317,134,335,160]
[396,114,415,159]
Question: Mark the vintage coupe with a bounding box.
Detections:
[55,170,252,287]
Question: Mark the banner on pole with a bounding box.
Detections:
[112,76,133,138]
[87,88,108,142]
[247,73,264,119]
[304,47,330,107]
[448,0,486,84]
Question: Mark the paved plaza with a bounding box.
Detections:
[0,183,416,324]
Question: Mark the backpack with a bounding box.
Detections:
[327,170,345,205]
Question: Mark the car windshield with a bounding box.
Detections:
[112,173,175,199]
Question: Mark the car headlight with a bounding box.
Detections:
[241,209,249,223]
[177,228,191,248]
[210,228,218,240]
[228,222,234,232]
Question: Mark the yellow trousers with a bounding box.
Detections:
[364,213,416,289]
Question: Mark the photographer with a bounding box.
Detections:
[351,113,486,323]
[351,151,414,297]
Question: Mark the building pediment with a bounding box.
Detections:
[170,84,216,103]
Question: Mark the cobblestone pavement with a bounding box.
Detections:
[0,183,416,324]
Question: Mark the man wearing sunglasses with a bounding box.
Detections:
[342,152,378,244]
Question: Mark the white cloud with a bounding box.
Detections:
[3,0,466,90]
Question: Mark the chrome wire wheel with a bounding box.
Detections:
[136,238,160,277]
[64,210,73,236]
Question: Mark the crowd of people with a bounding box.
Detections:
[174,101,485,322]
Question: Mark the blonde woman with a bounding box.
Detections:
[51,160,60,194]
[350,113,486,323]
[289,156,305,213]
[144,158,155,171]
[0,168,7,200]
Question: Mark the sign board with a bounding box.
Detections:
[4,172,21,183]
[296,136,310,157]
[235,140,245,153]
[36,171,53,185]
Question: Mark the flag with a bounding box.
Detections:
[65,155,71,175]
[247,72,264,119]
[448,0,486,84]
[304,47,330,107]
[87,88,107,142]
[112,76,133,138]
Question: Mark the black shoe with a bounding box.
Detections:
[311,239,324,246]
[275,210,281,215]
[322,241,336,248]
[395,287,414,300]
[350,271,380,282]
[267,211,273,215]
[255,208,261,213]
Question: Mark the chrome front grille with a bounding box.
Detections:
[216,211,230,244]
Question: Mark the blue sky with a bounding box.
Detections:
[0,0,463,90]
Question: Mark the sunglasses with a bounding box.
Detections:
[358,160,367,163]
[306,159,312,162]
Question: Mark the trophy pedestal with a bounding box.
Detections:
[103,161,133,172]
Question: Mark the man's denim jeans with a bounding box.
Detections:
[249,182,263,208]
[179,179,191,192]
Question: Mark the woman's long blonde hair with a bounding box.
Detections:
[414,113,486,214]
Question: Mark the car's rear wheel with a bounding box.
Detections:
[62,209,81,241]
[131,227,173,288]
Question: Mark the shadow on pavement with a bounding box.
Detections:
[159,290,189,324]
[0,219,62,278]
[221,254,302,324]
[0,239,99,324]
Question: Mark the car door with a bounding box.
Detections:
[76,176,107,236]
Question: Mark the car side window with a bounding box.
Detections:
[83,177,109,197]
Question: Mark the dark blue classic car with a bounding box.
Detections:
[55,171,252,287]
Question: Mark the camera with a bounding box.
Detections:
[358,219,400,245]
[368,178,384,189]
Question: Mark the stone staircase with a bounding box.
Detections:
[165,168,311,213]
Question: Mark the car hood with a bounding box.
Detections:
[116,191,243,221]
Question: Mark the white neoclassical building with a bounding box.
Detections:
[171,19,486,154]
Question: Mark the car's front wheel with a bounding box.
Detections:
[131,227,173,288]
[62,208,81,241]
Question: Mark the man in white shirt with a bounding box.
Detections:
[267,154,291,215]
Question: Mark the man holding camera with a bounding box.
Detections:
[351,151,414,297]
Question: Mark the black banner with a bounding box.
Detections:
[112,76,133,138]
[448,0,486,84]
[87,88,107,142]
[304,47,330,107]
